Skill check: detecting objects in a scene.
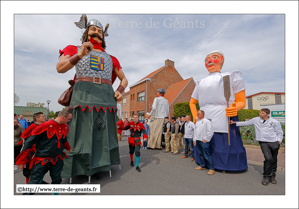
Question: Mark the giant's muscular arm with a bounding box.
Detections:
[189,98,198,123]
[114,68,128,101]
[225,90,246,117]
[56,42,93,73]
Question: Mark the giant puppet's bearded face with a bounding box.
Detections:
[88,25,103,43]
[204,52,224,73]
[81,25,106,49]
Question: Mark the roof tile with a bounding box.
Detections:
[164,78,192,105]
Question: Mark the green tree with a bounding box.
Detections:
[48,111,56,118]
[55,111,60,117]
[173,102,199,121]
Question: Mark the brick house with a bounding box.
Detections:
[118,91,131,119]
[119,59,196,120]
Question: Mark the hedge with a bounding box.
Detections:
[173,102,199,121]
[173,102,260,122]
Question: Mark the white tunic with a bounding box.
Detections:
[150,96,169,119]
[191,71,245,133]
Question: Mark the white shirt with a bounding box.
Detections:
[191,71,245,133]
[194,118,213,142]
[236,117,283,143]
[184,121,195,139]
[150,96,169,119]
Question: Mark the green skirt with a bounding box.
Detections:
[61,81,120,178]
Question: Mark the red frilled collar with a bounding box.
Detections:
[129,121,145,130]
[21,123,38,139]
[32,119,69,140]
[89,37,106,51]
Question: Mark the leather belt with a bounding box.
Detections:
[76,76,112,85]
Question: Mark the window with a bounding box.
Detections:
[248,97,252,109]
[275,94,281,104]
[138,91,145,102]
[138,111,145,121]
[123,97,126,106]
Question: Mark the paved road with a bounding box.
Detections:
[14,136,285,195]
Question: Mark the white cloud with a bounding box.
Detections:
[14,14,285,111]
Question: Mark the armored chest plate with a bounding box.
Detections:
[75,46,113,80]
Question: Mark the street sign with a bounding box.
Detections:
[271,111,285,117]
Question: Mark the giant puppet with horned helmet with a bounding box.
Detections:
[189,50,247,172]
[56,14,128,182]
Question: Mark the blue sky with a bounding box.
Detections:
[1,1,298,208]
[13,13,285,112]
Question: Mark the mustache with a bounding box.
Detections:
[207,63,216,67]
[89,33,103,40]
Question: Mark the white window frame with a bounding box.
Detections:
[138,91,145,102]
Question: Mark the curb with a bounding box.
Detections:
[244,144,285,152]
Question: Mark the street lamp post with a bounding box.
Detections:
[46,100,51,120]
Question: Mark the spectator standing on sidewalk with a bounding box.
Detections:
[143,119,150,149]
[123,118,130,136]
[163,117,171,153]
[14,118,24,170]
[182,115,195,161]
[18,115,28,130]
[178,115,186,153]
[230,108,283,185]
[194,110,215,175]
[170,117,180,155]
[116,118,124,141]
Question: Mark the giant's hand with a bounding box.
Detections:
[114,68,128,101]
[56,42,93,73]
[78,42,94,58]
[114,90,123,101]
[226,90,246,117]
[226,102,237,117]
[189,98,198,123]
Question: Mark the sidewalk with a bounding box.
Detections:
[244,145,285,171]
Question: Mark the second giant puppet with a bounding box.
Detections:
[190,51,247,171]
[57,15,128,178]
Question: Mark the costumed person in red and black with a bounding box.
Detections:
[18,112,47,184]
[116,118,124,141]
[118,113,148,172]
[56,14,128,181]
[15,110,72,194]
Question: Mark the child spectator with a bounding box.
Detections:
[143,119,150,149]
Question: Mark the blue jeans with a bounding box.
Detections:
[184,138,194,158]
[196,141,214,170]
[143,140,147,148]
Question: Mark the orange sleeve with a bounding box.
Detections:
[189,98,198,123]
[226,89,246,117]
[235,90,246,111]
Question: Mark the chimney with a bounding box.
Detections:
[165,59,174,67]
